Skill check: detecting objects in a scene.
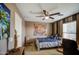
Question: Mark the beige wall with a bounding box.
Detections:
[25,21,52,39]
[5,3,25,49]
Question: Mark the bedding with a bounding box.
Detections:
[37,36,59,42]
[36,35,62,51]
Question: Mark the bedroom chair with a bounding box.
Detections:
[62,39,79,55]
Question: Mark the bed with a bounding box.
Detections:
[36,35,62,51]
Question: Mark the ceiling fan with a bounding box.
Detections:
[35,10,63,20]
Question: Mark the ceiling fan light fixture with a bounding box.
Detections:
[45,16,49,19]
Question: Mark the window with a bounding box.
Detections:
[63,21,76,41]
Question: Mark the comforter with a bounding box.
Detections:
[36,36,62,50]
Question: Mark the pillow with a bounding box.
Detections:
[46,36,54,39]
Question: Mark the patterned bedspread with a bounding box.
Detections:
[36,36,62,50]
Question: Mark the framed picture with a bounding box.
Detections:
[0,3,10,40]
[34,24,46,36]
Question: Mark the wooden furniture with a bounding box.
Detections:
[63,39,79,55]
[56,38,73,53]
[56,46,63,53]
[6,47,25,55]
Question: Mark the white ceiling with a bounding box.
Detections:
[16,3,79,23]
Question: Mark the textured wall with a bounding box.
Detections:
[25,21,52,39]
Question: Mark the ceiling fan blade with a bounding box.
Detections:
[55,13,63,16]
[49,12,60,16]
[49,17,54,19]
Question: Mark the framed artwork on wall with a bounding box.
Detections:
[33,24,46,36]
[0,3,10,40]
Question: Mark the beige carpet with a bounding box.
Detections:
[24,43,63,55]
